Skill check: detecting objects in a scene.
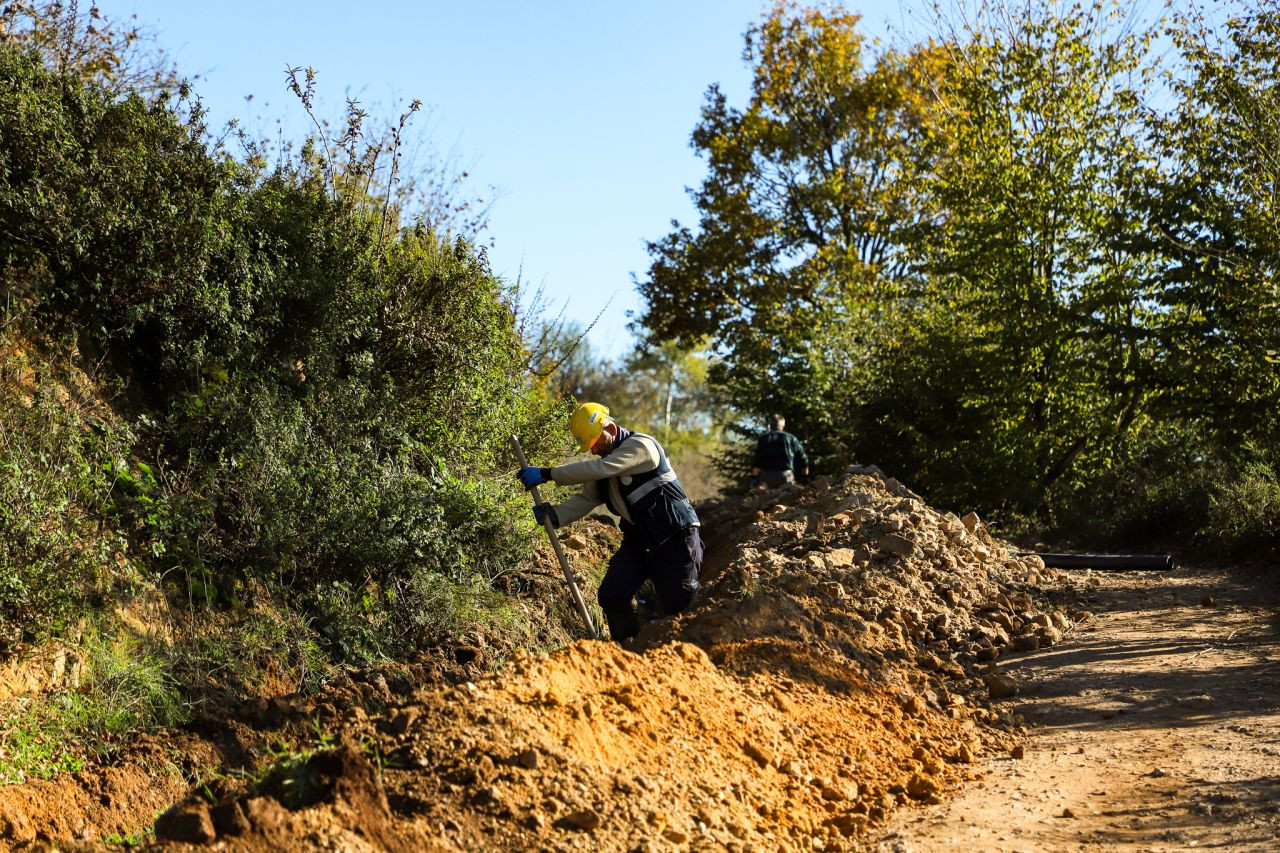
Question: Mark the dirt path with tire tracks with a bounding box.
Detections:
[876,564,1280,851]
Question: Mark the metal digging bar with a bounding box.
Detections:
[1018,552,1174,571]
[510,435,599,639]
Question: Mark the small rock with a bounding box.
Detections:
[1201,595,1216,607]
[1037,625,1063,647]
[878,533,915,557]
[1010,744,1025,759]
[819,582,847,600]
[906,772,940,799]
[960,511,980,533]
[662,827,689,844]
[987,610,1016,632]
[1061,807,1076,818]
[516,748,541,769]
[1012,634,1040,652]
[743,740,774,768]
[821,784,852,802]
[562,809,601,831]
[155,801,216,845]
[472,785,501,807]
[826,548,857,568]
[1149,767,1167,778]
[562,534,588,551]
[983,673,1018,698]
[896,692,928,716]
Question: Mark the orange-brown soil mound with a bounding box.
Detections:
[14,468,1090,851]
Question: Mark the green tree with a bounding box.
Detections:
[1138,2,1280,440]
[640,1,1175,513]
[638,4,926,471]
[880,0,1162,509]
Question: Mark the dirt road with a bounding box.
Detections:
[877,565,1280,851]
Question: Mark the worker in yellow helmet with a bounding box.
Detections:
[517,402,702,643]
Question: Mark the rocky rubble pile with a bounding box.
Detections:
[663,466,1092,709]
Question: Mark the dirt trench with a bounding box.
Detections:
[876,564,1280,851]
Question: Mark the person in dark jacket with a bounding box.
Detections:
[752,414,810,487]
[517,402,701,643]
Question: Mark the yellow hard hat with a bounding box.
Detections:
[569,402,610,452]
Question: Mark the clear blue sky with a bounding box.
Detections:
[97,1,907,360]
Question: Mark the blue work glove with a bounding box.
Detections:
[518,465,552,490]
[533,502,559,528]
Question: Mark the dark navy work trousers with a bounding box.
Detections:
[597,527,702,642]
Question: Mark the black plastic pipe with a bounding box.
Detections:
[1017,552,1174,571]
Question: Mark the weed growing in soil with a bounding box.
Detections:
[101,827,153,848]
[0,627,185,784]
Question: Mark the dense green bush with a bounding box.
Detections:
[1034,423,1219,547]
[1203,451,1280,557]
[0,43,566,666]
[1026,426,1280,562]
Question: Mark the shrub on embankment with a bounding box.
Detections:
[0,41,567,763]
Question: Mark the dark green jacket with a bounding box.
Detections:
[755,429,809,473]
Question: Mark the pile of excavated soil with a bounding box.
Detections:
[656,466,1092,711]
[129,468,1090,845]
[147,640,989,852]
[0,517,620,850]
[122,466,1092,852]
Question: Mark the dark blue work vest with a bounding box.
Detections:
[601,432,699,549]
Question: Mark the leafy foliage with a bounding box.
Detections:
[639,0,1280,552]
[0,342,135,642]
[0,35,565,678]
